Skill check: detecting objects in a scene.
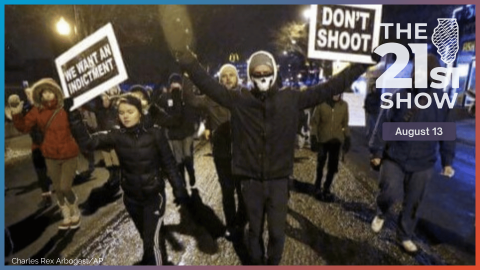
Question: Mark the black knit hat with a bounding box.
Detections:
[168,73,182,86]
[128,84,151,103]
[116,94,144,116]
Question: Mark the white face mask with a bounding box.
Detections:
[252,75,274,92]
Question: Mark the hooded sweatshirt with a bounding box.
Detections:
[180,50,368,179]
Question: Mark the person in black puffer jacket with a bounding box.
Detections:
[68,95,189,265]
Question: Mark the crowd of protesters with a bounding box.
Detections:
[6,35,456,266]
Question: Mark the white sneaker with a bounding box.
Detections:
[402,240,418,253]
[58,203,71,230]
[371,216,385,233]
[68,195,81,229]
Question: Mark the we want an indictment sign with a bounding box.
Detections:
[55,23,128,110]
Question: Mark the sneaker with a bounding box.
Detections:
[68,196,81,230]
[58,220,70,230]
[58,203,71,230]
[401,240,418,253]
[371,216,385,233]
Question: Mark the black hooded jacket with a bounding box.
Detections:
[183,78,236,159]
[68,111,187,202]
[180,55,368,179]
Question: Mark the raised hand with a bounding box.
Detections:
[8,95,24,115]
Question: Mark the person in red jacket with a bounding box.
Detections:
[9,78,81,230]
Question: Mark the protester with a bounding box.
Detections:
[158,74,198,188]
[369,54,456,253]
[9,78,81,230]
[183,64,246,240]
[173,46,372,264]
[77,103,98,178]
[68,94,189,265]
[96,86,122,192]
[310,94,350,202]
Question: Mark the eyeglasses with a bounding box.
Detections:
[251,72,273,79]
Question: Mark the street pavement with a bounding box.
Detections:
[3,117,475,265]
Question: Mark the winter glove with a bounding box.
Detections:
[8,95,24,115]
[441,166,455,178]
[310,135,320,152]
[370,158,382,171]
[173,187,190,206]
[342,136,351,154]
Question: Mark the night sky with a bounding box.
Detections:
[5,5,462,85]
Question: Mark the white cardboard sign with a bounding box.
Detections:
[55,23,128,110]
[308,5,382,64]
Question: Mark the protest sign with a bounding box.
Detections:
[55,23,128,110]
[308,5,382,64]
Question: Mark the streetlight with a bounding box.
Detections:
[303,7,312,20]
[56,17,71,36]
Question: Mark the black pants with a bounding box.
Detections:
[241,178,289,265]
[376,159,433,240]
[213,156,246,230]
[31,148,51,193]
[315,141,341,193]
[82,150,95,172]
[123,191,167,265]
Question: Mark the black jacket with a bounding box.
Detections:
[69,111,187,202]
[96,105,118,131]
[181,57,368,179]
[183,78,236,159]
[157,91,197,140]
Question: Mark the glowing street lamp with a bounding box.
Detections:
[56,17,71,36]
[303,7,312,20]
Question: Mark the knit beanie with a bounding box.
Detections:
[116,94,144,116]
[248,51,275,75]
[129,84,151,103]
[218,64,239,81]
[247,51,278,90]
[168,73,183,86]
